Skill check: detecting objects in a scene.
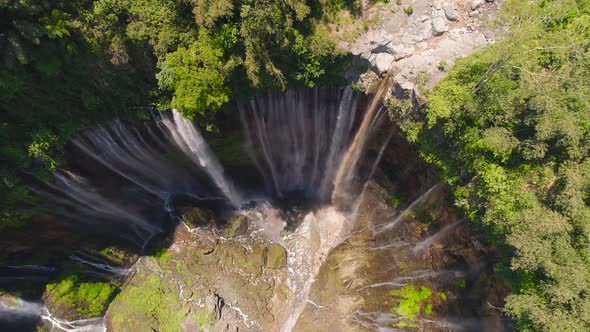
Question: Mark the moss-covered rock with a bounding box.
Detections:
[107,224,291,331]
[44,276,117,320]
[107,272,189,331]
[221,214,249,237]
[264,243,287,269]
[219,240,266,277]
[179,207,216,228]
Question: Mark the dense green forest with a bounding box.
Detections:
[391,0,590,330]
[0,0,353,230]
[3,0,590,330]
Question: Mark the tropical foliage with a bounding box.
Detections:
[0,0,357,229]
[391,0,590,329]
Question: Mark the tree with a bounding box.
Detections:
[392,0,590,329]
[157,29,236,118]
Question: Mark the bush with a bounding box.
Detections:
[393,0,590,329]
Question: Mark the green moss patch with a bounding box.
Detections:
[389,285,432,319]
[45,276,117,319]
[389,285,447,327]
[109,273,186,332]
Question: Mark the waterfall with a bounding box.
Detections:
[41,307,106,332]
[24,84,401,331]
[413,219,465,254]
[72,110,242,207]
[72,120,194,200]
[37,171,160,248]
[318,87,358,200]
[239,88,360,201]
[70,253,130,278]
[160,109,243,208]
[331,78,390,209]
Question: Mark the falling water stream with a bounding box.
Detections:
[1,84,487,331]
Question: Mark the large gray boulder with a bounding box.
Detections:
[433,16,448,36]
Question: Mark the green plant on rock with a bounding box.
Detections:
[45,276,117,319]
[389,285,432,319]
[154,248,172,263]
[108,273,210,331]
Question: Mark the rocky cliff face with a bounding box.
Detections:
[40,3,514,331]
[106,179,510,331]
[349,0,502,103]
[106,218,292,331]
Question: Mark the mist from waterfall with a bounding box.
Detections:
[235,86,393,332]
[238,86,386,205]
[71,120,196,200]
[37,171,160,248]
[240,88,351,201]
[26,85,393,331]
[42,86,384,238]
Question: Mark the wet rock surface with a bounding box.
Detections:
[106,222,291,331]
[106,178,510,331]
[293,182,509,331]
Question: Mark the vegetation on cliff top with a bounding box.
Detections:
[392,0,590,330]
[0,0,360,230]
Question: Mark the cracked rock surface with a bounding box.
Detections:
[350,0,502,101]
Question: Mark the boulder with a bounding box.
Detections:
[264,243,287,269]
[432,16,448,36]
[367,30,394,50]
[179,207,216,228]
[415,19,433,42]
[443,4,460,22]
[193,228,219,254]
[222,214,249,237]
[470,0,484,10]
[370,52,395,74]
[390,43,415,60]
[394,80,416,98]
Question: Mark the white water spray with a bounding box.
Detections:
[413,219,465,254]
[0,296,42,320]
[239,88,357,201]
[72,121,193,199]
[41,307,106,332]
[280,207,352,332]
[161,110,242,207]
[374,183,441,236]
[38,171,160,245]
[70,254,129,278]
